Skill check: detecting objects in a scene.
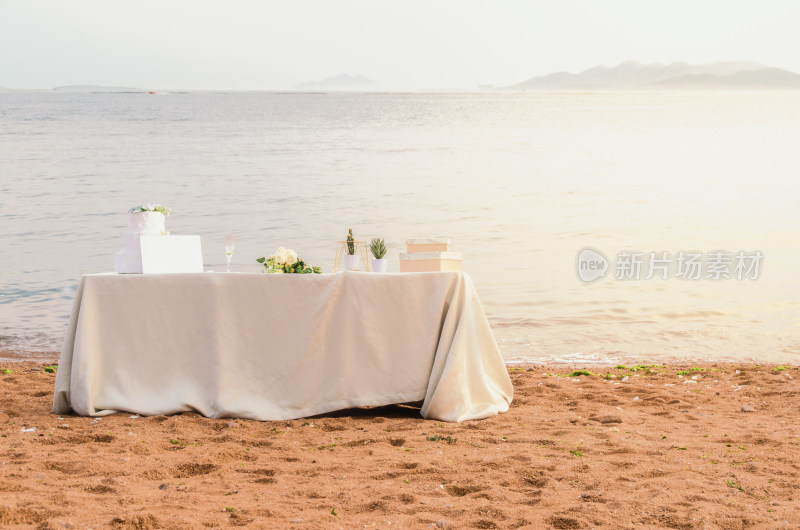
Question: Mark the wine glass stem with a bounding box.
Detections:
[226,256,232,273]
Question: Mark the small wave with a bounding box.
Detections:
[0,328,62,353]
[491,317,602,328]
[659,310,729,319]
[0,285,77,302]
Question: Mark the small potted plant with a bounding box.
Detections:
[343,228,359,270]
[370,238,388,273]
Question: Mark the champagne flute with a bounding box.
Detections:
[224,235,235,272]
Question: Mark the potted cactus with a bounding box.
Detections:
[370,238,388,273]
[343,228,359,270]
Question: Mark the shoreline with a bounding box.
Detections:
[3,348,797,367]
[1,361,798,528]
[0,350,61,363]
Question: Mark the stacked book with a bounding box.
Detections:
[399,238,463,272]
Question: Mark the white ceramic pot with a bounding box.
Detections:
[343,254,359,271]
[371,258,387,273]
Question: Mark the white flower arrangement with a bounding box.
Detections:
[129,204,170,216]
[257,247,321,274]
[273,247,298,266]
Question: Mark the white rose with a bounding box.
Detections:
[274,247,287,264]
[285,249,298,266]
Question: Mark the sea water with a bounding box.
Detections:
[1,90,799,363]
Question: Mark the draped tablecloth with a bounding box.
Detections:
[53,271,513,422]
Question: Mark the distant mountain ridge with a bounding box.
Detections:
[292,74,378,91]
[512,61,800,90]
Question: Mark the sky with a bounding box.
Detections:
[2,0,800,90]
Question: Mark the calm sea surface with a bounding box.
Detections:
[1,91,799,363]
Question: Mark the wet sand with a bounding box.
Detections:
[1,359,798,529]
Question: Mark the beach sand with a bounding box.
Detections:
[1,359,798,529]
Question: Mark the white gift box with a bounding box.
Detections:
[139,235,204,274]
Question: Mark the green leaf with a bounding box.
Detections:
[370,237,387,259]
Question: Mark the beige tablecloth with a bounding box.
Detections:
[53,271,512,422]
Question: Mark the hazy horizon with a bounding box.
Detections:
[2,1,800,91]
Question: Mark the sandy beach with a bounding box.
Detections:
[1,358,798,529]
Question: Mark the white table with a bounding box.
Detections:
[53,271,513,422]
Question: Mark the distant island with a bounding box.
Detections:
[511,61,800,90]
[291,74,378,91]
[53,85,145,93]
[6,63,797,93]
